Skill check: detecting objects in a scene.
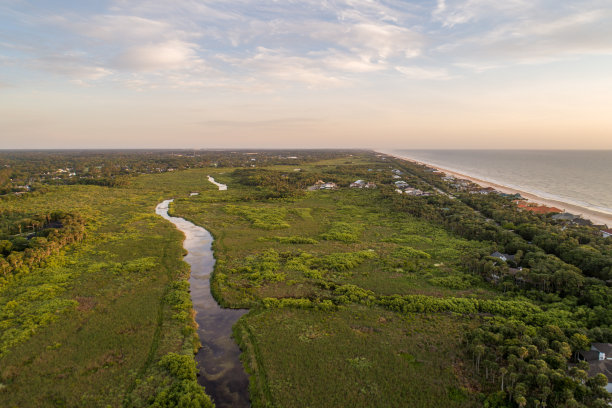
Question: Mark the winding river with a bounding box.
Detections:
[155,198,250,408]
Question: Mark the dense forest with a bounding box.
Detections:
[0,150,610,407]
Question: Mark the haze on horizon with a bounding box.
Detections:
[1,1,612,150]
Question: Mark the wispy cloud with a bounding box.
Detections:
[112,40,203,71]
[1,0,612,89]
[395,65,453,80]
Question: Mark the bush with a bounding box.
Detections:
[225,205,289,229]
[320,222,362,243]
[152,353,213,408]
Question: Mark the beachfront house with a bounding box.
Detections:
[552,213,577,222]
[602,229,612,238]
[470,187,497,195]
[577,343,612,393]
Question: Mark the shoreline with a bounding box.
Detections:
[380,151,612,227]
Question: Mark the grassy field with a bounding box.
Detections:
[0,173,220,407]
[169,155,497,407]
[0,153,499,407]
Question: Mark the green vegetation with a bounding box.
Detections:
[1,149,611,407]
[225,205,290,229]
[0,171,221,406]
[321,221,363,243]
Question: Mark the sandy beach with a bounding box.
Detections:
[382,151,612,228]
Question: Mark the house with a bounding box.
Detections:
[573,218,592,226]
[592,343,612,359]
[392,169,402,175]
[307,180,326,191]
[350,180,366,188]
[500,193,523,199]
[404,188,424,196]
[321,182,337,190]
[578,343,612,393]
[490,252,515,262]
[395,180,409,188]
[473,187,496,195]
[392,175,401,179]
[365,182,377,189]
[552,212,577,221]
[602,229,612,238]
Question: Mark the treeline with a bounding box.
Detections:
[461,193,612,280]
[232,168,318,199]
[0,211,86,286]
[376,157,612,402]
[0,149,360,194]
[467,318,610,407]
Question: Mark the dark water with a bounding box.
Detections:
[389,149,612,216]
[156,199,250,408]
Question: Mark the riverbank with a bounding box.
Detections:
[156,200,250,408]
[382,151,612,227]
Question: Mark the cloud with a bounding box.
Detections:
[112,40,202,71]
[432,0,532,28]
[227,47,346,87]
[438,6,612,66]
[61,14,176,42]
[33,54,113,80]
[4,0,612,91]
[395,65,452,80]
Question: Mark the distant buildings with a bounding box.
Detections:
[601,229,612,238]
[516,201,562,215]
[394,180,432,196]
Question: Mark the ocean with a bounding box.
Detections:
[389,150,612,216]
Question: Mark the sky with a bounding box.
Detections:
[1,0,612,149]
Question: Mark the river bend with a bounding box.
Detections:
[156,199,249,408]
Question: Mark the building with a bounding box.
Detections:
[602,229,612,238]
[350,180,366,188]
[578,343,612,393]
[365,182,377,189]
[321,182,337,190]
[552,212,577,221]
[490,252,515,262]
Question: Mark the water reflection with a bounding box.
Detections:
[156,199,250,408]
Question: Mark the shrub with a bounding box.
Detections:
[311,250,377,271]
[152,353,213,408]
[320,222,362,243]
[225,205,289,229]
